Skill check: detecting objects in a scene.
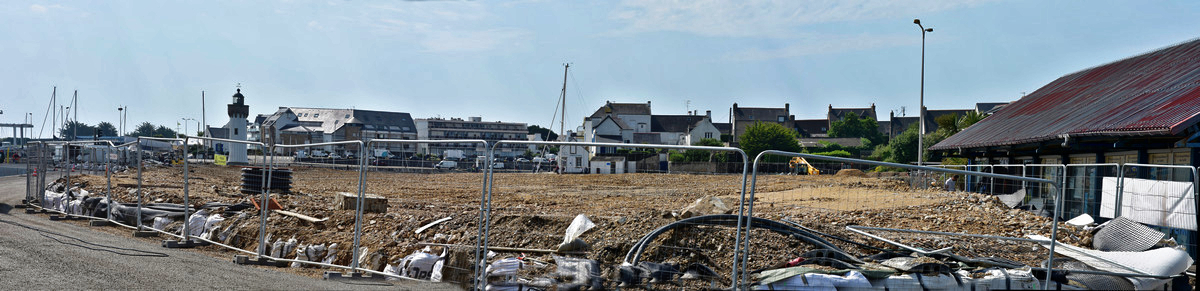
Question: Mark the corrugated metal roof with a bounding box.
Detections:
[931,38,1200,150]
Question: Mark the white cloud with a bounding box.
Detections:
[419,28,530,53]
[30,4,64,13]
[727,33,916,61]
[611,0,992,38]
[364,3,531,53]
[308,20,324,30]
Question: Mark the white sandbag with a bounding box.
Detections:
[962,269,1040,290]
[431,259,445,282]
[755,270,871,290]
[201,213,225,240]
[291,243,310,268]
[271,238,285,258]
[876,273,963,291]
[306,244,326,264]
[358,247,384,271]
[322,243,339,264]
[283,237,298,259]
[486,258,525,277]
[68,199,83,216]
[398,249,445,280]
[152,216,173,231]
[383,264,402,281]
[184,209,209,237]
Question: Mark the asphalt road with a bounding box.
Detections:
[0,173,456,290]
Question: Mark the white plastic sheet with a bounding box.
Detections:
[1100,177,1196,230]
[1030,234,1193,290]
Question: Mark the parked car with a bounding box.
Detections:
[435,160,457,169]
[329,153,342,159]
[310,150,329,158]
[532,157,548,163]
[515,158,529,163]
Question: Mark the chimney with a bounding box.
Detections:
[784,103,790,113]
[733,103,738,109]
[647,101,651,109]
[706,110,711,119]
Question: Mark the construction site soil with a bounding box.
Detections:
[65,164,1090,288]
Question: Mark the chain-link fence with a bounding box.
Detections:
[745,151,1067,289]
[481,140,750,290]
[20,137,1200,290]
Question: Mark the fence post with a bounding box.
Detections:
[105,145,114,222]
[351,141,367,273]
[473,142,491,290]
[257,145,275,257]
[163,137,201,247]
[136,140,145,229]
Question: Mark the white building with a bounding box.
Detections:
[415,117,528,159]
[259,107,418,156]
[205,88,250,165]
[556,130,589,174]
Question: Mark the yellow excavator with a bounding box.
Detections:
[789,157,820,175]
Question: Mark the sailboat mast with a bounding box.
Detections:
[559,63,569,141]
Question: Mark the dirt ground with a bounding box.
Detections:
[62,164,1090,288]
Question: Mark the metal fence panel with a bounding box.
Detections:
[746,151,1064,289]
[482,140,750,290]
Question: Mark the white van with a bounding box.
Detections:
[435,160,457,169]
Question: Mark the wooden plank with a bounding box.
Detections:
[117,183,182,189]
[273,209,328,224]
[415,216,452,234]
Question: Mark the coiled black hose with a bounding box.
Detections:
[623,215,861,266]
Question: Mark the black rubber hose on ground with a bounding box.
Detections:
[623,215,859,266]
[779,219,899,253]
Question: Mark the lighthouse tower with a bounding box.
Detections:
[226,88,250,165]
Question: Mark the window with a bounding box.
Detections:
[314,114,319,118]
[778,116,786,122]
[345,114,350,118]
[575,157,582,166]
[704,132,713,139]
[570,146,577,154]
[234,128,239,135]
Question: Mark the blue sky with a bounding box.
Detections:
[3,0,1198,137]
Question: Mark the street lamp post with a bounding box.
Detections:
[118,106,124,137]
[914,19,932,167]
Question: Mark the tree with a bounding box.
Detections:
[870,123,919,165]
[933,113,961,135]
[679,138,726,162]
[828,112,884,146]
[957,111,986,131]
[131,122,157,137]
[59,121,95,139]
[95,122,117,137]
[738,122,802,161]
[527,125,559,141]
[153,125,177,138]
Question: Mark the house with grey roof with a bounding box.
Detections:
[730,103,794,146]
[649,111,721,145]
[260,107,417,156]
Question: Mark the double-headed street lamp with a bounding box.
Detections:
[914,19,933,167]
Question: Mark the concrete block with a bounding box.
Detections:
[337,192,387,213]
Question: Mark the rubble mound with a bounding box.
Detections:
[836,169,867,177]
